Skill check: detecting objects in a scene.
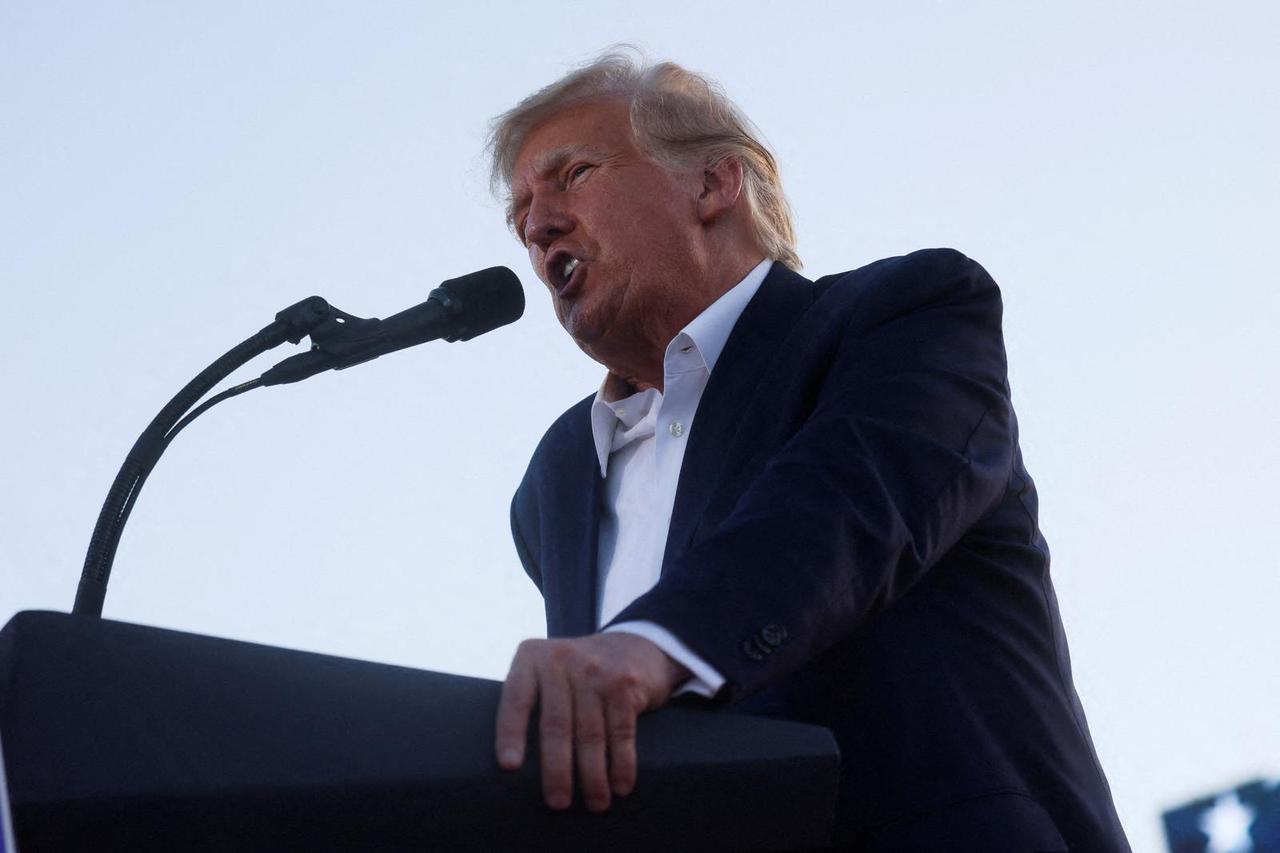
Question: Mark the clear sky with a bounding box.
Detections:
[2,2,1276,849]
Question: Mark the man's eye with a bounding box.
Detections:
[569,164,592,182]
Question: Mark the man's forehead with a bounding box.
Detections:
[513,100,631,172]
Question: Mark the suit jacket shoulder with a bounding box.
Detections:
[812,246,1002,328]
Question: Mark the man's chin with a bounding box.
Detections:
[561,319,616,368]
[556,302,636,370]
[556,304,606,349]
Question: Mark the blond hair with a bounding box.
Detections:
[487,47,801,269]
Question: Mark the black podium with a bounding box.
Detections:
[0,612,839,852]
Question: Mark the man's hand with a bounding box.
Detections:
[495,633,690,812]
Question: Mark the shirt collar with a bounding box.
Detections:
[589,257,774,476]
[676,256,772,378]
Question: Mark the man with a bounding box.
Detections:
[489,51,1130,851]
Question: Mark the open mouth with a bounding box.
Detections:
[547,249,585,297]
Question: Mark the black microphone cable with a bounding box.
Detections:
[99,378,265,585]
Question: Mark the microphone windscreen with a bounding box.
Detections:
[435,267,525,341]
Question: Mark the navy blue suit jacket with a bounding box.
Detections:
[511,249,1130,851]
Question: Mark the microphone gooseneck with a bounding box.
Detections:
[75,267,525,617]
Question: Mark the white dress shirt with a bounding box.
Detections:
[591,258,773,697]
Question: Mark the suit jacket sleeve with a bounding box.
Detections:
[509,491,543,594]
[607,250,1015,703]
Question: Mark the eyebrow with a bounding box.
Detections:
[507,143,606,227]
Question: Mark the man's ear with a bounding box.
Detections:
[696,156,745,225]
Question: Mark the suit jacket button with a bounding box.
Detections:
[760,623,787,647]
[742,638,767,661]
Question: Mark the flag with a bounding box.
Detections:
[1164,777,1280,852]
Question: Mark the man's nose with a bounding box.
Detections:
[524,194,574,250]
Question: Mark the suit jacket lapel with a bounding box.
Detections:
[660,263,816,571]
[543,400,603,638]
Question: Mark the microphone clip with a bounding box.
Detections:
[271,294,385,355]
[305,306,384,358]
[272,296,338,344]
[259,301,387,387]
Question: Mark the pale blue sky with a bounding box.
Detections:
[2,3,1277,849]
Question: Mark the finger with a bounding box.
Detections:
[572,682,611,812]
[495,649,539,770]
[605,699,639,797]
[538,667,575,810]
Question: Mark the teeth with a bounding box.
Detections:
[562,257,579,282]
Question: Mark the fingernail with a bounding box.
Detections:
[547,792,571,810]
[499,748,521,768]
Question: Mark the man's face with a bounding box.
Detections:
[509,98,704,366]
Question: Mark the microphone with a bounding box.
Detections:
[260,266,524,386]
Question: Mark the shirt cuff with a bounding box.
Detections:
[604,620,725,698]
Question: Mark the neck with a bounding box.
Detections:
[590,248,767,393]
